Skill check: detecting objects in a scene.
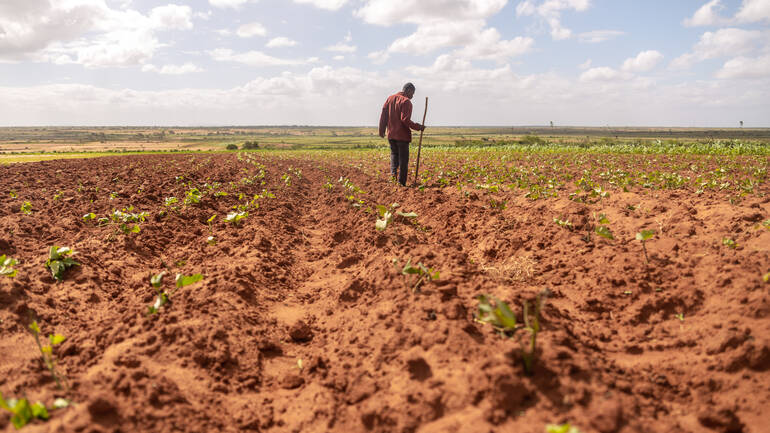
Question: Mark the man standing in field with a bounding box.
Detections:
[379,82,425,186]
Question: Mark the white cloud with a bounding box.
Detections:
[579,66,631,82]
[683,0,726,27]
[293,0,349,10]
[578,30,624,43]
[142,62,203,74]
[333,55,345,60]
[578,59,592,69]
[237,22,267,38]
[735,0,770,23]
[671,28,762,69]
[622,50,664,72]
[683,0,770,26]
[209,48,306,66]
[266,37,298,48]
[0,1,194,68]
[715,54,770,79]
[326,31,356,52]
[355,0,508,26]
[209,0,253,9]
[150,4,193,30]
[516,0,592,40]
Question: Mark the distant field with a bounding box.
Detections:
[1,126,769,161]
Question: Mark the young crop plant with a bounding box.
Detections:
[393,258,439,292]
[147,271,204,314]
[546,423,582,433]
[476,289,549,375]
[636,229,655,264]
[763,219,770,230]
[207,214,217,232]
[45,246,79,282]
[594,213,614,240]
[225,211,248,226]
[375,203,418,231]
[20,201,32,215]
[722,237,737,249]
[553,217,573,230]
[184,188,202,205]
[0,392,50,430]
[1,255,18,277]
[28,321,68,391]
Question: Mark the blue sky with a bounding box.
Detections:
[1,0,769,126]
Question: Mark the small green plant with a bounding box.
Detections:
[226,143,238,150]
[28,321,68,391]
[553,217,573,230]
[20,201,32,215]
[489,198,507,210]
[636,229,655,263]
[207,214,217,232]
[546,423,582,433]
[376,203,417,231]
[763,272,769,283]
[82,212,96,222]
[675,313,684,322]
[595,225,614,240]
[45,246,79,282]
[722,237,737,249]
[1,255,18,277]
[184,188,202,205]
[394,258,439,292]
[477,289,549,375]
[477,295,517,331]
[9,190,17,198]
[225,211,248,225]
[763,219,770,230]
[147,271,204,314]
[53,191,63,201]
[0,392,49,430]
[206,236,216,245]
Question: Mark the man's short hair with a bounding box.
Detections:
[402,82,415,92]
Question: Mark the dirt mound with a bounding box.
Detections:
[1,153,769,433]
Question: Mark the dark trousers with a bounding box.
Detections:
[389,139,410,186]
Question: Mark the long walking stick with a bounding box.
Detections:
[413,97,428,186]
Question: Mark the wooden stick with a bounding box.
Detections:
[413,96,428,186]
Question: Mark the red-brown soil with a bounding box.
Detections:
[1,153,769,433]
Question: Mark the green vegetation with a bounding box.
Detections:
[28,321,68,391]
[393,258,439,292]
[0,255,18,277]
[636,230,655,263]
[0,392,49,430]
[546,423,582,433]
[147,272,204,315]
[20,201,32,215]
[45,246,79,282]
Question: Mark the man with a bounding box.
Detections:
[379,82,425,186]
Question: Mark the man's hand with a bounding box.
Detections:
[419,124,426,131]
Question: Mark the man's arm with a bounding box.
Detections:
[400,100,424,131]
[379,103,388,138]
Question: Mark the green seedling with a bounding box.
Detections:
[489,198,507,210]
[553,217,573,230]
[763,272,769,283]
[184,188,202,205]
[28,321,68,391]
[147,271,204,314]
[1,255,18,277]
[546,423,582,433]
[9,190,17,198]
[53,191,63,201]
[20,201,32,215]
[45,246,79,282]
[375,203,397,231]
[635,229,655,263]
[763,219,770,230]
[164,196,178,207]
[476,295,517,331]
[225,211,248,225]
[82,213,96,222]
[0,392,49,430]
[206,236,216,245]
[395,258,439,292]
[323,181,334,190]
[722,237,737,249]
[207,214,217,232]
[675,313,684,322]
[521,290,548,375]
[595,225,614,240]
[477,289,549,375]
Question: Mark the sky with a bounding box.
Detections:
[0,0,769,127]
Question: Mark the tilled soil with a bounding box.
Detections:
[0,153,769,433]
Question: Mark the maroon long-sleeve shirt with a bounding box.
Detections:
[379,92,422,142]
